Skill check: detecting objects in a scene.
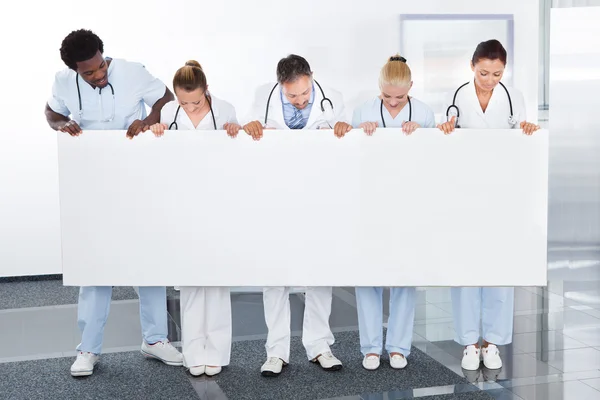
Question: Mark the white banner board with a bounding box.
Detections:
[57,129,548,287]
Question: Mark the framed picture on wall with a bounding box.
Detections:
[399,14,514,120]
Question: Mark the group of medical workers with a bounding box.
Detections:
[45,29,541,379]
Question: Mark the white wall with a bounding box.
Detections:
[400,16,516,119]
[0,0,539,277]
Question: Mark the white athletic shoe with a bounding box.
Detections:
[261,357,285,377]
[141,340,183,366]
[312,351,343,371]
[70,352,99,377]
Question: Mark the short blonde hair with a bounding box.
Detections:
[379,54,412,89]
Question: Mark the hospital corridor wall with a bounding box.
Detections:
[0,0,563,280]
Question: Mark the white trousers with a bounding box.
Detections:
[180,286,232,367]
[451,287,514,346]
[263,287,334,362]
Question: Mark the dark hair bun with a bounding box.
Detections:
[185,60,202,69]
[389,55,407,63]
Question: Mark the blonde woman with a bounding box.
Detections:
[351,55,435,370]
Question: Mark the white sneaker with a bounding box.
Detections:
[261,357,285,377]
[312,351,343,371]
[189,365,205,376]
[482,344,502,369]
[461,345,481,371]
[70,352,99,377]
[205,366,222,376]
[362,355,380,370]
[141,341,183,366]
[390,353,408,369]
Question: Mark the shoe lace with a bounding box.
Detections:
[266,357,280,365]
[321,351,335,360]
[77,352,95,360]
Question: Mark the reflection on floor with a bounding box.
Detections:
[1,246,599,399]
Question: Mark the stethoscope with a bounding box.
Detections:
[264,79,333,127]
[379,97,412,127]
[169,94,217,130]
[446,81,516,128]
[76,73,115,122]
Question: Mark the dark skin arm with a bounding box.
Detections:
[45,103,82,136]
[126,87,175,139]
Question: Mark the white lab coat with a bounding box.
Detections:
[246,82,340,362]
[443,80,527,129]
[245,82,348,129]
[163,94,234,366]
[160,95,237,129]
[443,80,524,346]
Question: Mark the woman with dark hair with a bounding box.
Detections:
[438,39,539,134]
[437,40,540,372]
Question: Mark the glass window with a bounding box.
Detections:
[399,14,514,121]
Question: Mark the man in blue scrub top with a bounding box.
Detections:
[45,29,182,377]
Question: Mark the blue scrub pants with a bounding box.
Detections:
[451,287,514,346]
[76,286,168,354]
[356,287,416,357]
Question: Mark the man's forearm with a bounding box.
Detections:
[45,103,69,130]
[143,88,174,125]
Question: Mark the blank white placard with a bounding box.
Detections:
[57,128,548,287]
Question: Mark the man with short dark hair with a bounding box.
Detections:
[45,29,181,377]
[45,28,173,138]
[243,54,352,139]
[243,54,349,377]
